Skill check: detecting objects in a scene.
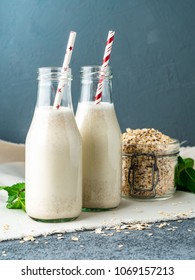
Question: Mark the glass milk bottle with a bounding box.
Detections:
[25,67,82,222]
[76,66,121,211]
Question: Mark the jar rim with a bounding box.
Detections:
[122,139,180,156]
[122,138,180,147]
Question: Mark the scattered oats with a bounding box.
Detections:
[124,231,130,234]
[114,225,121,230]
[158,211,171,217]
[127,223,151,230]
[148,233,153,236]
[51,229,59,233]
[118,244,123,248]
[2,253,7,257]
[177,220,183,223]
[125,222,150,231]
[3,224,10,231]
[56,233,64,239]
[44,241,48,244]
[159,210,193,219]
[136,224,147,230]
[167,228,176,231]
[95,228,104,234]
[35,241,39,244]
[156,222,168,228]
[175,213,188,218]
[80,245,84,248]
[19,236,36,243]
[188,229,192,232]
[92,222,152,236]
[120,225,129,230]
[107,233,114,236]
[71,236,79,241]
[102,233,114,237]
[2,251,6,254]
[23,235,35,242]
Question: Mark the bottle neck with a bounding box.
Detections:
[36,67,73,109]
[79,66,113,103]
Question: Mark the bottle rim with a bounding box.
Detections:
[37,67,72,81]
[80,65,112,79]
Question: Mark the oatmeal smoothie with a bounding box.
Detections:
[76,101,121,209]
[25,106,82,221]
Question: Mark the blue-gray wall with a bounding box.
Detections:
[0,0,195,145]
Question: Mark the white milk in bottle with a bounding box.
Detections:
[25,67,82,222]
[76,66,121,210]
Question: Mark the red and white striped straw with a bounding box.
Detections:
[95,31,115,104]
[53,31,76,109]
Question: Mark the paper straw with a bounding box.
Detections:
[53,31,76,109]
[95,31,115,104]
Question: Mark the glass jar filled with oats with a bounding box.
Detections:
[122,128,180,200]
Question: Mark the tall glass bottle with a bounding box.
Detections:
[76,66,121,211]
[25,67,82,222]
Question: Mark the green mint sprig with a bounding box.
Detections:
[175,156,195,193]
[0,183,25,211]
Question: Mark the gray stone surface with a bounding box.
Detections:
[0,218,195,260]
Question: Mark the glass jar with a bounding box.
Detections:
[122,140,180,200]
[75,66,121,211]
[25,67,82,222]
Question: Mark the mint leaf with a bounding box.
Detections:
[180,168,195,193]
[175,156,185,186]
[0,183,25,211]
[177,156,186,172]
[183,158,194,169]
[175,156,195,193]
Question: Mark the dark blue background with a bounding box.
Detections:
[0,0,195,144]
